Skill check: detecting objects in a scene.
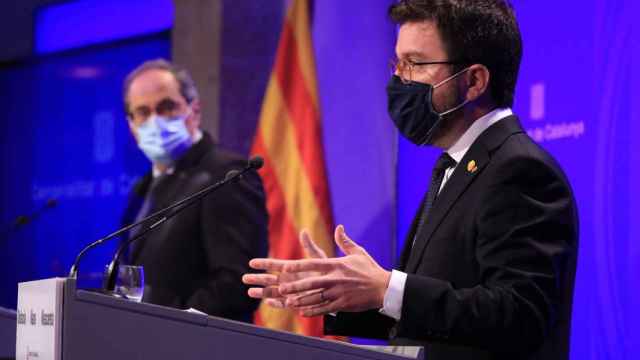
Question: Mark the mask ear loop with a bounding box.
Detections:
[433,66,472,116]
[433,67,470,89]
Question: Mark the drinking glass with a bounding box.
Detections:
[114,265,144,302]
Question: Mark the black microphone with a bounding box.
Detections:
[13,198,58,227]
[2,199,58,240]
[248,156,264,170]
[67,156,263,282]
[222,156,263,181]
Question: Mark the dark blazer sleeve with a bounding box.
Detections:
[396,155,577,354]
[184,167,269,319]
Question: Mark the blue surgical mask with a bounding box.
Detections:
[136,113,193,165]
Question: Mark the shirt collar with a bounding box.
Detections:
[447,108,513,164]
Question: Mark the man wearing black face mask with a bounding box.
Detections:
[243,1,578,359]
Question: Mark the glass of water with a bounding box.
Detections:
[114,265,144,302]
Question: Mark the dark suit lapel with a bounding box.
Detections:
[404,115,524,273]
[130,173,187,262]
[404,145,489,273]
[123,173,152,225]
[124,174,152,263]
[397,192,429,271]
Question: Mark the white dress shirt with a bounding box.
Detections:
[380,108,513,320]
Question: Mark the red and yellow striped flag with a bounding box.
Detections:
[250,0,335,337]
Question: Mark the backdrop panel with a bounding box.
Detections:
[396,1,639,359]
[0,34,170,308]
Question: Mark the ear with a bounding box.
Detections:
[186,98,202,135]
[464,64,490,102]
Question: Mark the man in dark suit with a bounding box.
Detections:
[122,59,268,322]
[243,0,578,359]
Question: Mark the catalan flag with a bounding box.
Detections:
[250,0,335,337]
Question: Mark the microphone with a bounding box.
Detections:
[2,199,58,240]
[68,156,264,281]
[248,156,264,170]
[223,156,262,181]
[13,198,58,227]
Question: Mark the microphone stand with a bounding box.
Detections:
[102,172,240,292]
[68,157,263,283]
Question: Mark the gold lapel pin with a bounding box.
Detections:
[467,160,478,173]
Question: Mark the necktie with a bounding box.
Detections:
[411,152,456,247]
[131,174,168,239]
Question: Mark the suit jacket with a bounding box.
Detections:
[122,132,268,322]
[325,116,578,360]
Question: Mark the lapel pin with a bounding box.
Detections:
[467,160,478,173]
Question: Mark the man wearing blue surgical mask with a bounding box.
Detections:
[122,59,268,322]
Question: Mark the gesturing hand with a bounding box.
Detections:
[243,225,391,317]
[242,229,328,308]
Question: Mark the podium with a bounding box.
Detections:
[16,278,422,360]
[0,307,16,360]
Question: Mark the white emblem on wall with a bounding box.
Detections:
[94,111,115,163]
[526,81,585,143]
[530,82,545,121]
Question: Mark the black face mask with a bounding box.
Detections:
[386,69,469,146]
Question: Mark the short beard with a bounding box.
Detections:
[425,85,464,147]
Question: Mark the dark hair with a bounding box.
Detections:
[122,58,199,113]
[389,0,522,107]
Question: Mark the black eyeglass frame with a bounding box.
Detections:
[390,58,466,83]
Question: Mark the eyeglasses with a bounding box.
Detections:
[127,98,186,125]
[390,58,462,83]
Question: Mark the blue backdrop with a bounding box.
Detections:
[397,1,639,358]
[0,34,170,304]
[0,0,637,358]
